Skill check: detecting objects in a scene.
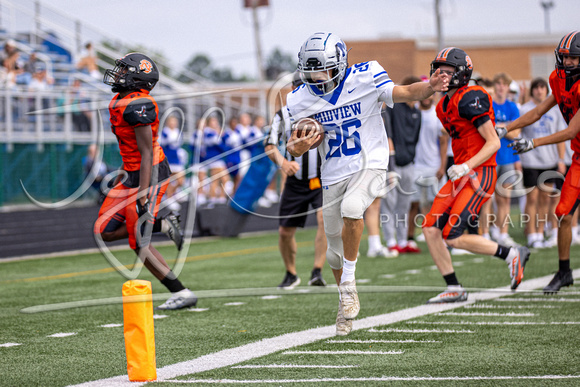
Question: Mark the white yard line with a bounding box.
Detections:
[435,312,535,317]
[0,342,22,347]
[463,304,557,309]
[231,364,359,369]
[165,375,580,383]
[409,321,580,325]
[282,350,404,355]
[99,324,122,328]
[327,339,440,343]
[68,269,580,387]
[47,332,77,338]
[497,297,580,302]
[368,327,474,333]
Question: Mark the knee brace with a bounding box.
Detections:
[326,232,344,270]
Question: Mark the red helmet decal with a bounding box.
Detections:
[139,59,153,74]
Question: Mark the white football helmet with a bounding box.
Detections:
[297,32,348,96]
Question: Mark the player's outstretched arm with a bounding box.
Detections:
[530,109,580,148]
[506,94,557,133]
[392,68,449,103]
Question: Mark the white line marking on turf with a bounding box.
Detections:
[68,269,580,387]
[327,339,440,344]
[48,332,77,338]
[368,328,474,334]
[380,274,395,279]
[497,297,580,303]
[464,304,558,309]
[357,279,371,283]
[472,257,485,263]
[261,295,281,300]
[153,314,168,319]
[283,350,404,355]
[409,321,580,325]
[0,343,22,347]
[436,312,535,317]
[165,375,580,383]
[224,302,246,306]
[100,324,122,328]
[405,270,421,274]
[231,364,359,369]
[188,308,210,312]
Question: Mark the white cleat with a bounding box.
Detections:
[339,280,360,320]
[336,302,352,336]
[156,288,198,310]
[426,285,467,304]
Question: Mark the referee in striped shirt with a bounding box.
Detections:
[264,74,327,289]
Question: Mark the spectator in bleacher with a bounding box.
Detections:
[191,115,229,205]
[159,115,187,212]
[76,42,100,80]
[519,78,567,248]
[0,39,21,88]
[235,113,256,178]
[27,63,53,91]
[223,117,243,193]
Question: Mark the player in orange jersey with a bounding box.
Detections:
[95,53,197,310]
[423,48,530,303]
[502,31,580,293]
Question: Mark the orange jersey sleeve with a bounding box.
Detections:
[549,70,580,153]
[108,90,165,171]
[436,85,496,167]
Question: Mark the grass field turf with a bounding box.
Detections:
[1,228,580,386]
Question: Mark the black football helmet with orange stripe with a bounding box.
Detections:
[555,31,580,78]
[430,47,473,89]
[104,53,159,93]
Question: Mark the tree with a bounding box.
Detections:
[265,47,296,80]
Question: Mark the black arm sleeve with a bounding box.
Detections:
[458,89,492,129]
[123,98,157,126]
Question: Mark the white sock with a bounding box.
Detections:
[573,226,579,237]
[500,233,510,241]
[340,258,357,284]
[398,239,408,248]
[387,238,397,248]
[482,233,491,240]
[368,235,381,251]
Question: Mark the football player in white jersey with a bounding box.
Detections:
[286,32,449,335]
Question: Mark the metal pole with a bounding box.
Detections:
[435,0,443,50]
[251,3,266,115]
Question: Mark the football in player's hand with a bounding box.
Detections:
[293,117,324,149]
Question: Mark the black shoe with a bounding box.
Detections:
[163,212,184,250]
[278,272,300,290]
[308,269,327,286]
[543,270,574,294]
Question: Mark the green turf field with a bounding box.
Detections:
[1,228,580,386]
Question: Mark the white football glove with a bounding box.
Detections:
[495,126,507,139]
[447,163,470,182]
[508,138,535,154]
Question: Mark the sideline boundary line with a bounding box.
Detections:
[68,270,579,387]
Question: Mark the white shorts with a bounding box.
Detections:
[322,168,387,236]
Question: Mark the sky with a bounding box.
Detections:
[22,0,580,79]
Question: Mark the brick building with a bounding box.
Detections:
[345,34,563,84]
